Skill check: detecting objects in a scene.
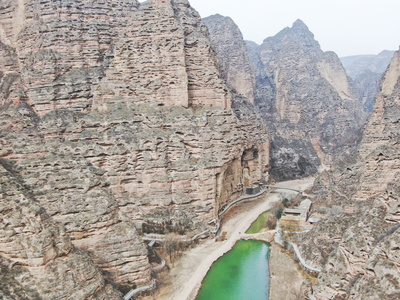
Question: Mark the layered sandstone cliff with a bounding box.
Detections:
[203,14,256,104]
[246,20,367,180]
[0,0,269,296]
[299,50,400,300]
[0,158,122,299]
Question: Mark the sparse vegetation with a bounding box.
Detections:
[216,231,227,242]
[265,213,277,230]
[246,202,284,234]
[142,208,194,235]
[163,233,182,267]
[281,222,301,240]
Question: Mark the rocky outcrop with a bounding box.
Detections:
[299,50,400,299]
[310,190,400,300]
[0,0,269,295]
[247,20,367,180]
[203,14,256,104]
[1,0,231,115]
[0,158,122,299]
[341,51,395,113]
[355,50,400,201]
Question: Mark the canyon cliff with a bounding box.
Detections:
[202,14,256,104]
[341,50,395,113]
[246,20,367,180]
[299,50,400,300]
[0,0,269,296]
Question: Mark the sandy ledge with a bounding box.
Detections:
[141,178,314,300]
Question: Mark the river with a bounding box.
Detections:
[196,239,270,300]
[157,178,314,300]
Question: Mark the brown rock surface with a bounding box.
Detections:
[247,20,367,180]
[6,0,231,115]
[0,0,270,295]
[341,51,395,113]
[299,50,400,299]
[203,14,256,104]
[0,158,122,299]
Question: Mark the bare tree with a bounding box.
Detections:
[265,214,277,230]
[163,233,181,267]
[281,222,300,240]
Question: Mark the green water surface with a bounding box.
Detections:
[196,239,270,300]
[246,211,270,234]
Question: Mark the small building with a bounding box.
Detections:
[306,212,325,225]
[280,199,312,228]
[244,186,262,195]
[308,217,317,225]
[299,199,312,211]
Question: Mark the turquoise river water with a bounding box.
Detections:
[196,239,270,300]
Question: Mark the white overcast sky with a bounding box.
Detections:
[171,0,400,57]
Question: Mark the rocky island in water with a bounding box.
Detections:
[0,0,399,299]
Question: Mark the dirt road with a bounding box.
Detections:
[153,177,314,300]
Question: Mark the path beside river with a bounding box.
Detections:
[145,177,314,300]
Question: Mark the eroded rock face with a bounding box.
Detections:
[0,0,269,295]
[0,159,122,299]
[203,14,256,104]
[299,51,400,300]
[247,20,367,180]
[1,0,230,115]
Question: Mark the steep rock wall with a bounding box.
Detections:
[0,158,122,299]
[248,20,367,181]
[0,0,269,294]
[203,14,256,104]
[2,0,230,115]
[299,51,400,300]
[341,50,395,113]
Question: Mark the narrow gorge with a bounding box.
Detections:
[0,0,399,299]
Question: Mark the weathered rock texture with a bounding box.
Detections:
[247,20,367,180]
[341,50,395,113]
[0,0,269,296]
[299,50,400,299]
[203,14,256,104]
[0,159,123,299]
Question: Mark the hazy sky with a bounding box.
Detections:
[186,0,400,57]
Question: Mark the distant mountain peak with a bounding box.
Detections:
[292,19,308,29]
[208,13,224,18]
[204,13,228,21]
[290,19,314,39]
[264,18,318,52]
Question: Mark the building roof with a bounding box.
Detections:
[284,208,303,215]
[283,208,308,218]
[299,199,312,211]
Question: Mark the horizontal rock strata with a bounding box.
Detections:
[0,158,122,299]
[0,0,270,295]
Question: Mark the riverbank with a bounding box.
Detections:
[141,177,314,300]
[269,243,308,300]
